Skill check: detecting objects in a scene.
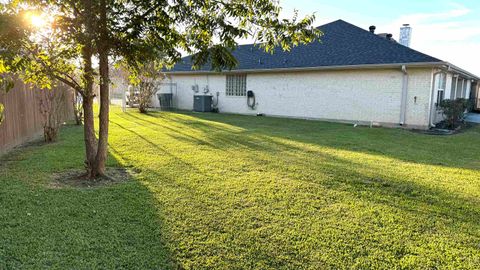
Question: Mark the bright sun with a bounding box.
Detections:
[29,14,47,28]
[24,11,50,29]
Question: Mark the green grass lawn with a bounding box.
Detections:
[1,107,480,269]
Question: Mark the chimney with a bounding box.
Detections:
[369,25,376,34]
[399,24,412,47]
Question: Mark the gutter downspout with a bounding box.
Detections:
[400,65,408,125]
[428,69,443,127]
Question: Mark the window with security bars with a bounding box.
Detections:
[226,75,247,96]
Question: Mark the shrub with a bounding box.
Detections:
[37,89,67,142]
[128,62,163,114]
[439,98,469,129]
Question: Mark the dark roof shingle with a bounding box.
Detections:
[170,20,442,72]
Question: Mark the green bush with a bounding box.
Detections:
[439,98,469,129]
[466,99,475,112]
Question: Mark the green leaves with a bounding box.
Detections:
[111,0,321,72]
[439,98,470,129]
[2,0,322,92]
[0,8,82,93]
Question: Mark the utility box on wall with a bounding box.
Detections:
[193,95,213,112]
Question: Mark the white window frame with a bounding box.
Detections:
[435,73,447,106]
[450,76,458,100]
[456,78,464,99]
[226,74,247,97]
[462,79,468,98]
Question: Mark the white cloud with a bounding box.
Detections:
[379,4,480,76]
[235,2,480,76]
[393,5,470,24]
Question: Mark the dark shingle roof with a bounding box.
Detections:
[169,20,442,72]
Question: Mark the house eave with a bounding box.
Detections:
[441,62,480,81]
[164,62,448,75]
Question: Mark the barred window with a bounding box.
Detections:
[226,75,246,96]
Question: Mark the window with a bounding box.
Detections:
[450,77,457,99]
[462,79,468,98]
[226,74,246,96]
[436,90,445,106]
[456,79,464,99]
[435,73,446,106]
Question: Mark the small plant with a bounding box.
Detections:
[37,89,67,142]
[439,98,469,129]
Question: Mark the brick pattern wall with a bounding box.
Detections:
[169,68,434,129]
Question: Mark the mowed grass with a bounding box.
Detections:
[1,106,480,269]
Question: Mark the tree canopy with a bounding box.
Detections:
[0,0,322,177]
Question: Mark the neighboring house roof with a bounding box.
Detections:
[168,19,444,73]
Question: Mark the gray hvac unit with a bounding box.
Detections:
[193,95,212,112]
[157,93,173,111]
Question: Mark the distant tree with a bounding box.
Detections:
[37,88,67,142]
[125,62,163,113]
[2,0,321,178]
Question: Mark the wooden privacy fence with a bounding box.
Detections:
[0,80,73,155]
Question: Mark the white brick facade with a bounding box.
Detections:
[156,68,436,129]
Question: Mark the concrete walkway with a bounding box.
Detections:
[465,113,480,123]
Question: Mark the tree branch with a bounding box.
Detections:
[24,46,85,96]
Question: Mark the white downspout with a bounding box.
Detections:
[400,65,408,125]
[427,69,436,127]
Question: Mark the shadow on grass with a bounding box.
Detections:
[159,111,480,169]
[112,112,480,241]
[0,125,179,269]
[107,110,480,268]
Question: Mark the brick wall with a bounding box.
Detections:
[168,68,434,129]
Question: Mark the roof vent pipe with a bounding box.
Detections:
[369,26,376,33]
[386,34,393,40]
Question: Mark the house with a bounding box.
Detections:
[157,20,479,129]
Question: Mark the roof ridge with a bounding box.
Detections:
[335,19,443,62]
[172,19,445,72]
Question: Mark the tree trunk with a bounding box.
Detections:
[93,0,110,177]
[95,50,109,176]
[80,3,97,177]
[83,96,97,176]
[44,126,58,142]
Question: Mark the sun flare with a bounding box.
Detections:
[30,14,47,28]
[24,11,52,30]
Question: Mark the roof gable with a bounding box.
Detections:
[170,20,442,72]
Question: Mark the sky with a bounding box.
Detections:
[274,0,480,75]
